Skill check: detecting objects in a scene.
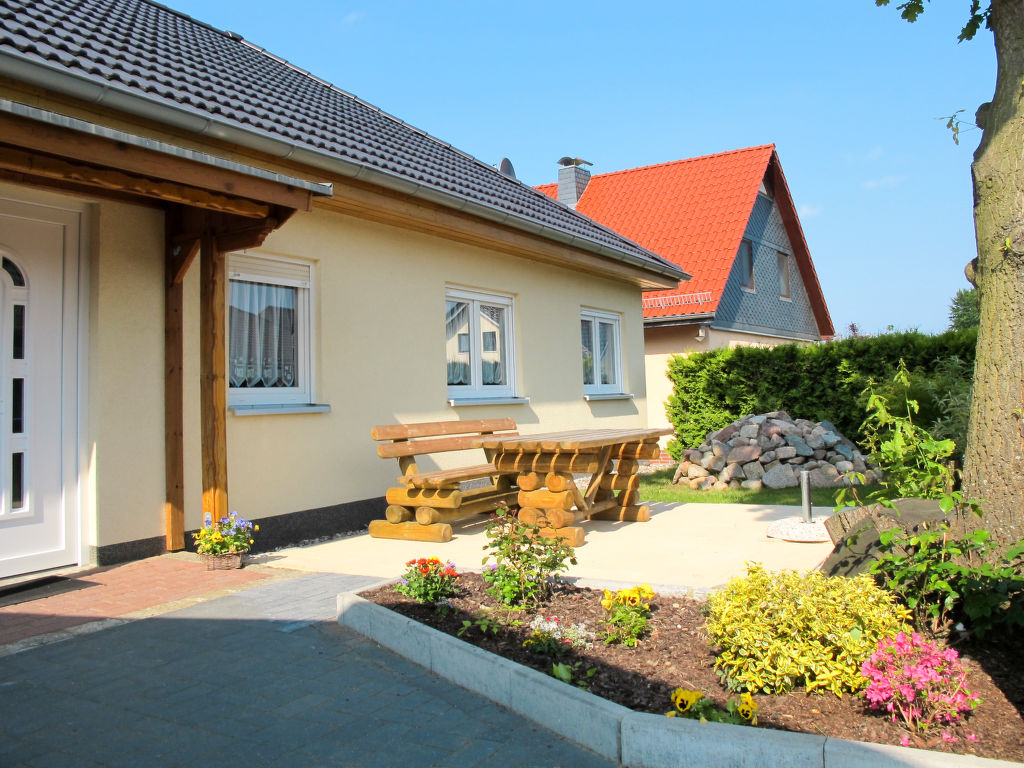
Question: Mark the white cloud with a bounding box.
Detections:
[862,175,906,190]
[798,203,822,219]
[342,11,364,25]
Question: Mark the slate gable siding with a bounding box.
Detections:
[714,193,820,340]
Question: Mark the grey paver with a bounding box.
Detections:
[0,573,614,768]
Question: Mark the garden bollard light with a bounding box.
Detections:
[800,470,812,523]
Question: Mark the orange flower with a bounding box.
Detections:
[419,566,430,576]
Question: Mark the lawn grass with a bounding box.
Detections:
[639,467,881,507]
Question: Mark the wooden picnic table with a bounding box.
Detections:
[473,427,672,546]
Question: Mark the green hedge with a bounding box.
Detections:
[664,329,978,458]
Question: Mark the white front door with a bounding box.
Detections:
[0,199,80,578]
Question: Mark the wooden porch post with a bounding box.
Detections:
[164,261,185,549]
[163,216,199,550]
[199,230,229,525]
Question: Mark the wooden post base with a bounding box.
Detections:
[368,519,453,542]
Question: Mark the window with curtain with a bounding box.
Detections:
[580,309,622,395]
[445,287,515,400]
[228,253,312,406]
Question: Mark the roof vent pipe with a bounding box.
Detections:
[556,156,592,208]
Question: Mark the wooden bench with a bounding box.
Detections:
[368,418,519,542]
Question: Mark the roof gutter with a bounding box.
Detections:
[643,313,716,327]
[0,52,685,284]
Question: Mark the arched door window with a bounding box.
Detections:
[0,255,28,516]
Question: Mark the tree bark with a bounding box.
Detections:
[960,0,1024,549]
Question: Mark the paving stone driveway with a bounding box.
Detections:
[0,574,614,767]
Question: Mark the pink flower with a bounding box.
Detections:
[966,732,979,743]
[941,731,958,743]
[900,735,911,747]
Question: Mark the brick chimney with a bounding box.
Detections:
[556,157,592,208]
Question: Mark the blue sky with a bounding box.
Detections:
[169,0,994,336]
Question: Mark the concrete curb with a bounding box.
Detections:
[337,592,1020,768]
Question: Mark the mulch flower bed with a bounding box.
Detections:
[362,573,1024,762]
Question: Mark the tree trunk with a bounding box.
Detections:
[960,0,1024,550]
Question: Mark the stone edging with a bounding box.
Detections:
[337,591,1019,768]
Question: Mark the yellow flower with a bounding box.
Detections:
[670,688,703,713]
[665,711,677,718]
[737,693,758,723]
[254,524,260,531]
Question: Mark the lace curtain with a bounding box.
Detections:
[229,281,298,388]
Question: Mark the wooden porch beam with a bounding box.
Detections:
[199,229,229,527]
[0,111,316,212]
[0,144,271,219]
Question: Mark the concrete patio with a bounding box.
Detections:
[255,501,837,591]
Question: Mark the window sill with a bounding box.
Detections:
[229,403,331,416]
[583,392,634,402]
[448,396,531,407]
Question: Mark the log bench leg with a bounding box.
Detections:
[588,457,651,522]
[385,504,414,523]
[368,520,453,542]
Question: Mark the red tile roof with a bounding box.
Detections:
[537,145,833,336]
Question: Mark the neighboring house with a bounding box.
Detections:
[537,146,834,436]
[0,0,684,578]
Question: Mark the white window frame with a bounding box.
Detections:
[777,251,792,300]
[227,252,314,407]
[445,286,516,401]
[580,308,623,396]
[739,239,755,292]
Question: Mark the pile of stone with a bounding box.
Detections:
[671,411,881,491]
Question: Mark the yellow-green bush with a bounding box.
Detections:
[705,565,910,696]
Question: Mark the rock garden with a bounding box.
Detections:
[672,411,880,491]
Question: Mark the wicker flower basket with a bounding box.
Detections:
[200,551,246,570]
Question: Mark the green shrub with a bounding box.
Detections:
[705,565,910,696]
[481,503,577,606]
[873,527,1024,637]
[663,329,977,453]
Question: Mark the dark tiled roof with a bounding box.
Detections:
[0,0,679,276]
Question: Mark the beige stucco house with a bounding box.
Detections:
[0,0,684,578]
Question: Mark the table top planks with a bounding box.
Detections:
[473,427,672,453]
